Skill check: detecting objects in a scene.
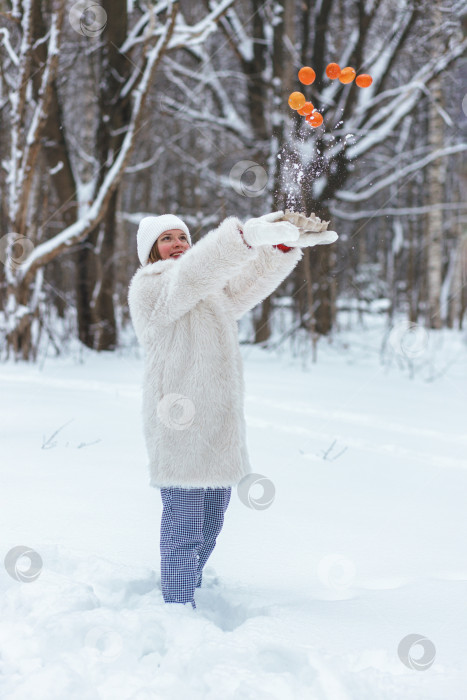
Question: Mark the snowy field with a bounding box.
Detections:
[1,316,466,700]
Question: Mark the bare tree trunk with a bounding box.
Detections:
[253,295,272,344]
[425,3,444,329]
[30,1,78,325]
[254,0,295,344]
[447,229,467,328]
[3,0,65,360]
[302,247,319,361]
[76,0,129,350]
[406,176,418,323]
[307,204,336,335]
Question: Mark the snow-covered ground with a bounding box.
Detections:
[1,317,466,700]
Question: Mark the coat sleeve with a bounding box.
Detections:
[222,243,303,321]
[128,216,259,331]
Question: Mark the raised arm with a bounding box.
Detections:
[128,216,258,332]
[223,242,303,321]
[223,211,339,320]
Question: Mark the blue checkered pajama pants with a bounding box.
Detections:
[160,486,231,608]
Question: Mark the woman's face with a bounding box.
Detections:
[157,229,190,260]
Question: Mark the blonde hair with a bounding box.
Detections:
[147,240,161,264]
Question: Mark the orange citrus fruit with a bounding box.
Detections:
[339,67,356,84]
[355,73,373,88]
[288,91,306,110]
[298,101,314,115]
[298,66,316,85]
[326,63,341,79]
[306,112,324,127]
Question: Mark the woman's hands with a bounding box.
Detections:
[242,211,338,248]
[242,212,300,247]
[280,229,338,247]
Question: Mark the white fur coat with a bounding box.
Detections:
[128,216,303,488]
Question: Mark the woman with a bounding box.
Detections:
[128,211,337,608]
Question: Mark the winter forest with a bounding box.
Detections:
[1,2,467,699]
[0,0,466,359]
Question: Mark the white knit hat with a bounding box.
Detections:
[137,215,191,265]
